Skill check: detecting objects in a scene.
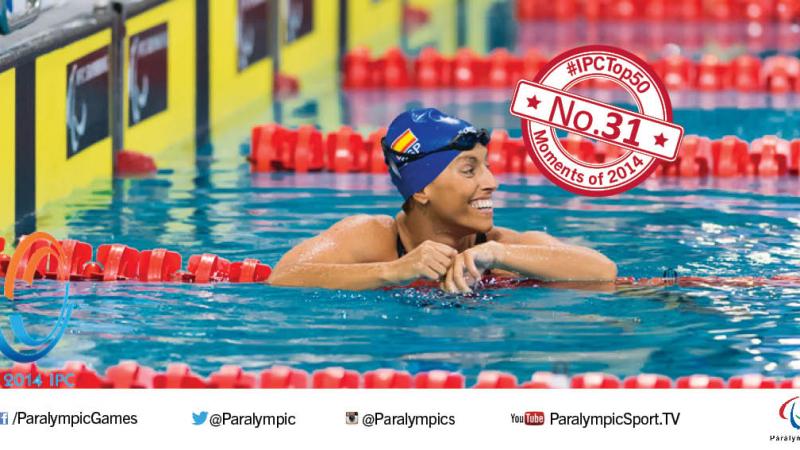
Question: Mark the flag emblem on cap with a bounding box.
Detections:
[390,129,418,154]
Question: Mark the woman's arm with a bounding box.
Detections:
[267,215,457,290]
[442,228,617,293]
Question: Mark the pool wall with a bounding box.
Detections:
[0,0,490,245]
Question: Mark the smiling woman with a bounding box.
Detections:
[267,108,618,292]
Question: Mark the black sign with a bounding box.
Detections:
[238,0,270,71]
[66,46,110,158]
[285,0,312,44]
[129,23,168,126]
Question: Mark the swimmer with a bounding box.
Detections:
[268,108,617,293]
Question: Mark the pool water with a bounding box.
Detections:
[5,132,800,381]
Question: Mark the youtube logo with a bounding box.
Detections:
[525,411,545,426]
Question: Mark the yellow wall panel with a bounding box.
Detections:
[209,0,274,134]
[123,0,196,162]
[407,0,457,55]
[279,0,338,91]
[348,0,402,54]
[0,69,15,234]
[35,30,113,211]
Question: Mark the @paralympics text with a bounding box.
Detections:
[358,412,455,428]
[11,411,138,427]
[207,412,296,429]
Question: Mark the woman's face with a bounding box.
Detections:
[422,144,498,233]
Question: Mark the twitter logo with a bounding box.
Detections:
[192,411,208,425]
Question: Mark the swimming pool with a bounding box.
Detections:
[6,91,800,383]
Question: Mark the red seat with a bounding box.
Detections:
[343,46,373,89]
[209,365,257,388]
[152,363,208,388]
[363,369,413,388]
[696,54,729,91]
[414,47,447,88]
[229,258,271,282]
[729,55,762,92]
[96,244,140,281]
[260,366,309,388]
[790,139,800,174]
[571,372,621,388]
[676,374,725,388]
[664,135,710,177]
[655,55,694,91]
[187,254,230,283]
[763,55,800,94]
[382,47,410,89]
[452,48,487,88]
[728,374,777,388]
[488,129,510,174]
[780,377,800,388]
[750,135,790,176]
[290,125,325,172]
[521,371,569,388]
[413,370,464,388]
[138,249,182,282]
[365,128,388,174]
[487,48,520,88]
[312,367,361,388]
[250,124,290,172]
[326,126,366,173]
[105,361,155,388]
[473,370,518,388]
[623,374,673,388]
[711,136,749,176]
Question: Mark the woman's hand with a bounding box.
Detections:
[441,241,505,294]
[387,240,458,285]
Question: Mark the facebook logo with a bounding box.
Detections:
[0,412,8,425]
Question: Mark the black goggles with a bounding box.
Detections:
[381,128,491,163]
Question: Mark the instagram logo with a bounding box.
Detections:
[525,411,545,426]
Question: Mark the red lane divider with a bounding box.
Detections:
[0,237,271,284]
[342,46,800,94]
[516,0,800,22]
[1,362,790,389]
[250,123,800,178]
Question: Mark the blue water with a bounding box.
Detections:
[4,144,800,381]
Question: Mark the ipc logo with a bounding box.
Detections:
[779,396,800,430]
[1,232,75,363]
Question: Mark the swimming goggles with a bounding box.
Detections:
[381,127,491,162]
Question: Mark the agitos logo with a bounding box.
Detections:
[779,396,800,430]
[1,232,75,363]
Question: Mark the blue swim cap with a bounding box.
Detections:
[382,108,489,201]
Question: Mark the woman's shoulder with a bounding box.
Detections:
[331,214,396,234]
[326,214,398,261]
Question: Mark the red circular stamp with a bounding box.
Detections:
[510,45,684,196]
